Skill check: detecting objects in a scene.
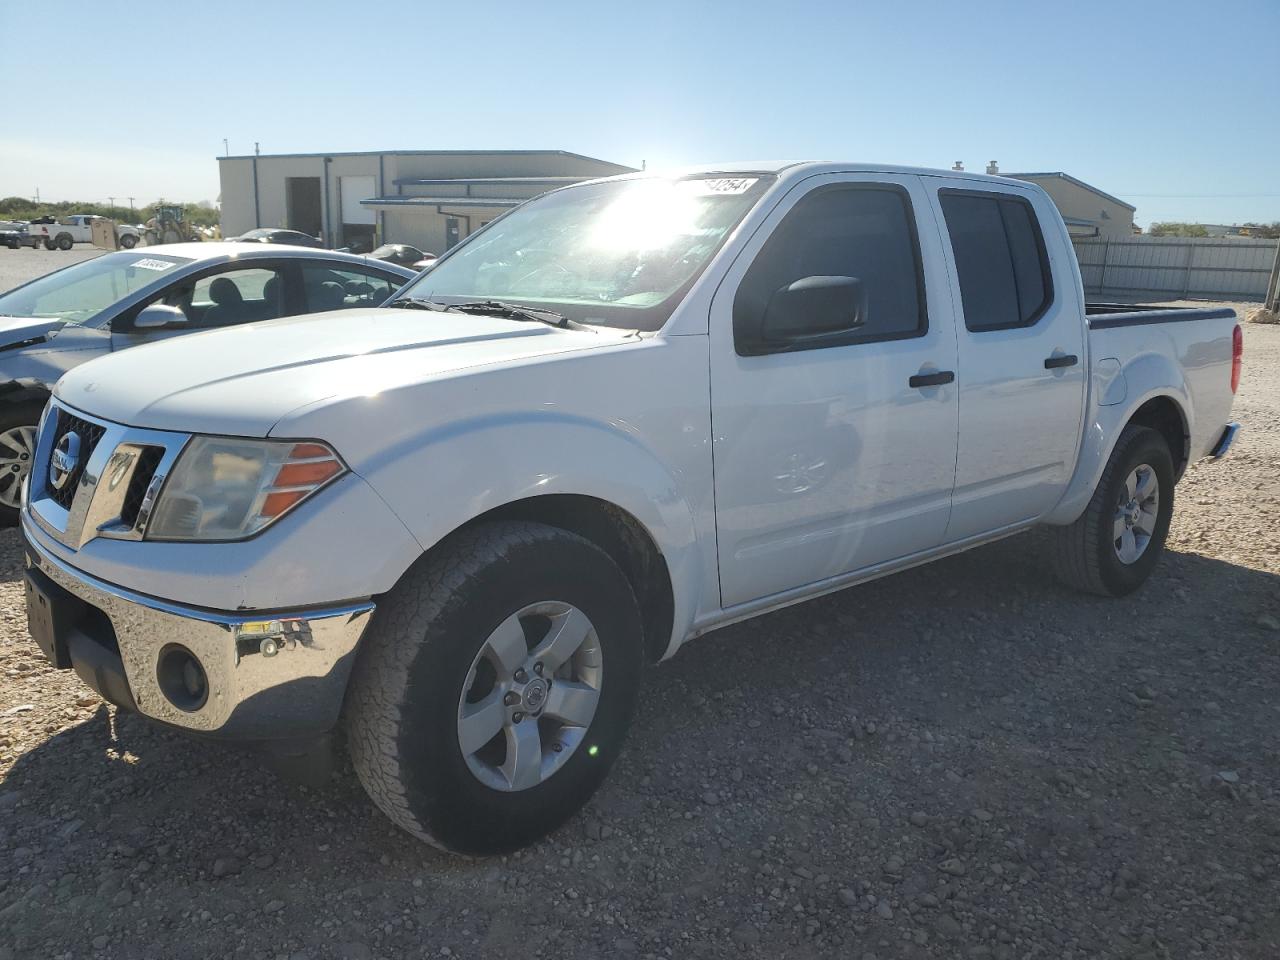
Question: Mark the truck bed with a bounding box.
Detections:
[1085,302,1237,329]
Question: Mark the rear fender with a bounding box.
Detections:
[1044,348,1190,525]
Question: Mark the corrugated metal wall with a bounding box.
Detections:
[1073,236,1278,301]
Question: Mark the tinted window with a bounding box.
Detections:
[179,267,285,328]
[734,185,925,352]
[940,192,1052,331]
[302,264,397,312]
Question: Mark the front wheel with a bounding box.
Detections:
[0,405,44,526]
[1050,425,1174,596]
[345,521,643,854]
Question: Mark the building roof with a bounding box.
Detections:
[361,197,524,209]
[1005,172,1136,212]
[392,176,587,188]
[217,148,633,167]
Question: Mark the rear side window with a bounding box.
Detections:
[301,264,398,312]
[939,191,1053,331]
[734,184,926,352]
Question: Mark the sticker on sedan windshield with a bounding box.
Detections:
[683,178,759,196]
[130,258,177,271]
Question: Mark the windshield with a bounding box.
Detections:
[0,252,192,324]
[394,175,773,331]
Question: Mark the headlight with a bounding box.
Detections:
[147,437,345,541]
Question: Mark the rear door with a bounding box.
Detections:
[927,179,1087,541]
[710,173,960,608]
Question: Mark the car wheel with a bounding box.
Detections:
[1051,425,1175,597]
[0,404,45,526]
[43,238,55,251]
[345,521,643,854]
[119,234,138,249]
[56,234,73,251]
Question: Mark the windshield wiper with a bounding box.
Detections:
[445,300,591,331]
[385,296,439,311]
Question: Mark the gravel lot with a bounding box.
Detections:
[1,248,1277,959]
[0,246,103,292]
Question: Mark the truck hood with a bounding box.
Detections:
[0,316,65,349]
[55,308,632,436]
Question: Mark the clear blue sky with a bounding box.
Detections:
[2,0,1277,226]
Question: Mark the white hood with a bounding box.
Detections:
[55,308,627,437]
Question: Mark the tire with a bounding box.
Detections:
[345,521,644,854]
[0,403,45,527]
[43,237,55,251]
[119,234,138,249]
[1051,425,1174,597]
[55,233,73,251]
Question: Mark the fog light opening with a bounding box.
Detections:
[157,644,209,712]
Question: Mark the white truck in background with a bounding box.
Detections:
[22,162,1241,855]
[29,214,141,250]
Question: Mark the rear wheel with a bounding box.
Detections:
[0,404,44,526]
[55,233,73,251]
[1051,425,1174,596]
[43,237,55,251]
[345,521,643,853]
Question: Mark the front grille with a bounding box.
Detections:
[120,446,164,528]
[46,410,107,509]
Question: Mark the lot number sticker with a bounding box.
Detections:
[130,258,177,271]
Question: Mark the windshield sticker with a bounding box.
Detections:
[130,258,177,271]
[682,178,759,196]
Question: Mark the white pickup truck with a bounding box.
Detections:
[29,214,141,250]
[21,162,1241,854]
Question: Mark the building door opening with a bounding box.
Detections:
[339,175,377,253]
[286,177,322,239]
[445,217,461,250]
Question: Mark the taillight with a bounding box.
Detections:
[1231,324,1243,394]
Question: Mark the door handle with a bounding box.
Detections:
[1044,354,1079,369]
[908,370,955,388]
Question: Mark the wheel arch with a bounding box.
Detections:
[1045,387,1190,526]
[414,494,677,665]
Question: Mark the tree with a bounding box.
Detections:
[1148,222,1209,238]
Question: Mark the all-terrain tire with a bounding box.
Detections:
[55,233,73,251]
[345,521,644,854]
[1050,425,1174,597]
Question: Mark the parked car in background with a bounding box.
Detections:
[16,163,1242,854]
[1,221,38,249]
[0,243,412,520]
[229,228,325,248]
[369,243,437,269]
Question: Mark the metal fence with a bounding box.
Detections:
[1072,236,1279,302]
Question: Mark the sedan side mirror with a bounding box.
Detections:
[133,304,190,330]
[738,276,868,355]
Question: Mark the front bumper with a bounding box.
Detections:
[22,513,374,739]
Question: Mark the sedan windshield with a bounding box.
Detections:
[393,175,773,330]
[0,252,192,324]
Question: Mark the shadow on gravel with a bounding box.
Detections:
[3,530,1278,958]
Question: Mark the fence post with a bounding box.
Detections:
[1266,242,1280,313]
[1100,237,1111,295]
[1181,241,1195,299]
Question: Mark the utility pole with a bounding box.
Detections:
[127,197,136,218]
[107,196,116,218]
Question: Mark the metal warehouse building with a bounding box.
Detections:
[217,149,635,254]
[1008,171,1136,239]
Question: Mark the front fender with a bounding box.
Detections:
[356,412,706,656]
[1044,347,1191,525]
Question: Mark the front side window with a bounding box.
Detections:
[939,191,1053,332]
[165,267,286,328]
[394,175,774,331]
[734,184,926,353]
[302,264,398,311]
[0,252,192,324]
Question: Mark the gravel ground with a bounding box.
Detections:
[0,246,103,292]
[0,258,1277,959]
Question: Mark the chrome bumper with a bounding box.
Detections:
[23,514,374,739]
[1209,422,1241,459]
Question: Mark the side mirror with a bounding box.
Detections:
[738,276,868,355]
[133,304,190,330]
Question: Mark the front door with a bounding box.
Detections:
[710,174,961,608]
[928,181,1087,541]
